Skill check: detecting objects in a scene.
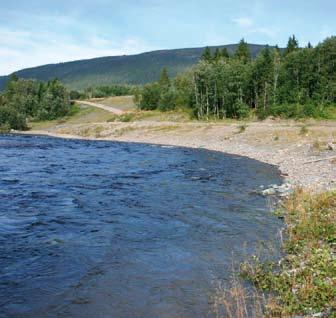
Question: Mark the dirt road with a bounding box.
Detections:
[76,100,124,115]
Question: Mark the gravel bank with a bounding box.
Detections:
[17,119,336,190]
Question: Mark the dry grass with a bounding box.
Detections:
[312,139,328,152]
[212,278,265,318]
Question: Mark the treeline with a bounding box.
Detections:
[136,36,336,119]
[0,75,71,131]
[70,84,135,100]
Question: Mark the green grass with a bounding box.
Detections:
[29,104,112,130]
[240,190,336,317]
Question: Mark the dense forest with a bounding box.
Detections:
[0,75,71,131]
[137,36,336,119]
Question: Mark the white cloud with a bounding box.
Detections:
[0,27,155,75]
[249,27,276,38]
[233,17,254,28]
[232,17,276,39]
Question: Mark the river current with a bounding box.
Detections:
[0,135,282,317]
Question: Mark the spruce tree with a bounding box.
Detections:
[234,39,251,63]
[284,35,299,56]
[214,48,221,61]
[201,47,212,61]
[159,68,170,88]
[221,47,230,59]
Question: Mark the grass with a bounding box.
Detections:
[106,108,192,123]
[29,104,112,130]
[92,95,135,111]
[237,189,336,317]
[312,139,328,152]
[212,276,266,318]
[299,125,309,136]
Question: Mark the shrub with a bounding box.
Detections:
[234,101,251,119]
[0,106,27,130]
[158,89,177,111]
[258,103,336,120]
[139,83,161,110]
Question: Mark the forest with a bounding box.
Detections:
[137,36,336,119]
[0,76,71,131]
[70,84,135,100]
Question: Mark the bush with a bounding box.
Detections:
[139,83,161,110]
[158,89,176,111]
[0,106,27,130]
[234,101,251,119]
[0,123,11,133]
[257,103,336,120]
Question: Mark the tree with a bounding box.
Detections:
[251,46,275,110]
[158,88,176,111]
[0,106,27,130]
[214,48,221,61]
[201,46,212,61]
[159,68,170,88]
[284,35,299,56]
[234,39,251,63]
[221,48,230,59]
[139,83,161,110]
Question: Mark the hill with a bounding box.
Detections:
[0,44,276,91]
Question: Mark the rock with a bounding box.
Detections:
[261,183,293,197]
[327,143,335,151]
[312,313,324,318]
[262,188,276,196]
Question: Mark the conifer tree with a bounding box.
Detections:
[159,68,170,88]
[234,39,251,63]
[201,47,212,61]
[221,47,230,59]
[284,35,299,56]
[214,48,221,61]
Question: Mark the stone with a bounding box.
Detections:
[327,143,335,151]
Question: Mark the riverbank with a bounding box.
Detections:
[18,113,336,191]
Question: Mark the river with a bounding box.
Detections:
[0,135,282,317]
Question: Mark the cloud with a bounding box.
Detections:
[249,27,276,38]
[0,27,155,75]
[232,17,276,39]
[233,17,254,28]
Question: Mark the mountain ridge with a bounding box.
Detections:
[0,43,278,91]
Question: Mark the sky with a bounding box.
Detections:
[0,0,335,75]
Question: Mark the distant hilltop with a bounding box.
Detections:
[0,43,279,91]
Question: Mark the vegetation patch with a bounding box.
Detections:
[0,75,72,130]
[238,190,336,317]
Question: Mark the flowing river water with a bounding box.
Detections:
[0,135,282,317]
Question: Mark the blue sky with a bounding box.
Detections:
[0,0,335,75]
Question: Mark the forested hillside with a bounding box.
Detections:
[0,44,274,91]
[137,37,336,119]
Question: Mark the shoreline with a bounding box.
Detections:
[14,119,336,191]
